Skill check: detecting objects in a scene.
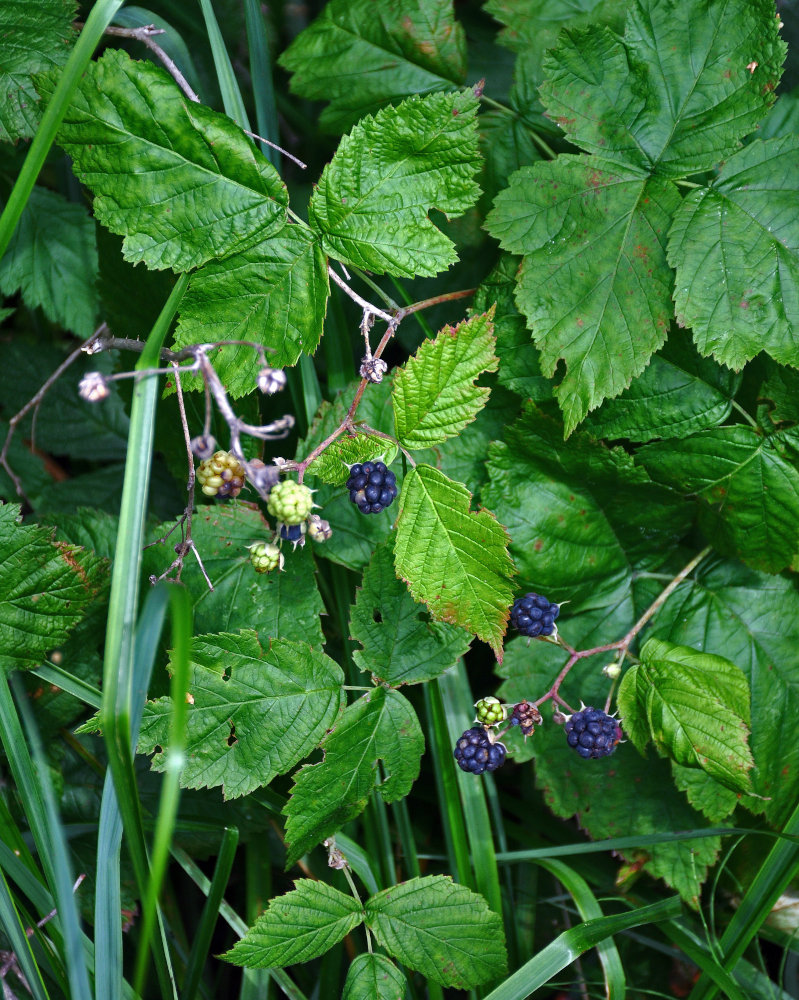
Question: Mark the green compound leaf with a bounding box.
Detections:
[342,954,406,1000]
[145,503,325,648]
[0,186,98,337]
[172,226,329,398]
[283,687,424,866]
[138,633,344,799]
[638,426,799,573]
[307,433,398,486]
[668,136,799,370]
[639,557,799,825]
[392,310,498,449]
[279,0,466,133]
[308,90,481,278]
[483,404,691,612]
[48,48,288,271]
[584,329,740,442]
[0,0,75,142]
[539,0,785,177]
[0,505,107,674]
[224,880,363,968]
[485,156,679,434]
[364,875,507,988]
[394,465,515,659]
[350,541,471,685]
[618,638,754,794]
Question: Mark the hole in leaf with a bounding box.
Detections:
[372,608,383,623]
[227,724,237,747]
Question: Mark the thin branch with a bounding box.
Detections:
[393,286,476,322]
[242,129,307,169]
[328,266,394,324]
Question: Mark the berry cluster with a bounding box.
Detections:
[249,542,284,574]
[267,480,315,525]
[346,461,398,514]
[565,707,622,759]
[509,700,542,737]
[510,592,560,638]
[453,727,507,775]
[474,697,506,726]
[197,450,246,498]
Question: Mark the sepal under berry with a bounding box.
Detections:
[510,592,560,638]
[249,541,284,574]
[453,727,507,775]
[474,697,506,726]
[267,479,314,525]
[564,706,622,759]
[346,461,398,515]
[197,450,246,498]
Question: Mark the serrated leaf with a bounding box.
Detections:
[48,49,288,271]
[364,875,507,988]
[350,541,471,685]
[172,226,329,397]
[144,503,325,648]
[394,465,514,658]
[224,880,362,968]
[486,156,679,434]
[759,362,799,429]
[0,0,75,142]
[392,310,498,448]
[279,0,466,133]
[283,688,424,865]
[638,556,799,824]
[618,638,753,794]
[342,954,406,1000]
[307,433,398,486]
[668,136,799,370]
[671,763,740,824]
[539,0,785,177]
[0,505,107,673]
[584,329,740,441]
[482,404,691,612]
[138,633,344,799]
[638,426,799,573]
[0,187,98,337]
[308,90,481,278]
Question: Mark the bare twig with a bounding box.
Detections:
[328,266,394,324]
[241,129,307,169]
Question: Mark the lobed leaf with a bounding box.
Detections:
[342,954,406,1000]
[668,136,799,370]
[350,541,471,685]
[138,632,344,799]
[671,763,740,824]
[485,156,679,434]
[618,638,754,793]
[307,433,398,486]
[308,90,481,278]
[364,875,507,988]
[224,880,362,968]
[392,310,498,448]
[279,0,466,132]
[394,465,515,658]
[283,687,424,866]
[172,226,329,397]
[48,49,288,271]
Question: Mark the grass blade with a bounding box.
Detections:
[242,0,279,165]
[0,865,51,1000]
[197,0,250,128]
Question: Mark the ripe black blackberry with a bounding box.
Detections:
[565,706,622,759]
[346,461,398,514]
[453,727,506,775]
[510,592,560,638]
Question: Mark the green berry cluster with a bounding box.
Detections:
[197,450,246,498]
[249,541,284,574]
[474,697,506,726]
[266,479,315,525]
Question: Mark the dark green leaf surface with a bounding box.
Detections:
[145,503,325,648]
[364,875,507,988]
[224,880,362,968]
[393,310,498,448]
[0,187,98,336]
[0,0,75,142]
[50,49,288,271]
[308,90,481,278]
[641,557,799,824]
[394,465,515,658]
[342,953,406,1000]
[639,426,799,572]
[619,638,754,793]
[539,0,785,177]
[483,404,691,611]
[668,136,799,369]
[0,505,107,674]
[485,156,679,433]
[279,0,466,132]
[350,541,471,685]
[138,632,344,799]
[283,688,424,865]
[172,226,329,397]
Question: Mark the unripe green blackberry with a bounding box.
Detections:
[197,450,246,498]
[267,480,315,525]
[249,542,284,574]
[474,697,506,726]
